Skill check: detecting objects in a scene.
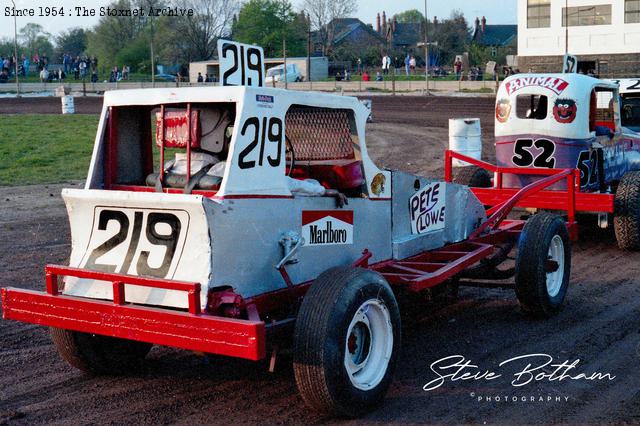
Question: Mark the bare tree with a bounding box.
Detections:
[173,0,239,61]
[302,0,357,55]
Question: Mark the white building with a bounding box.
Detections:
[517,0,640,76]
[190,57,328,83]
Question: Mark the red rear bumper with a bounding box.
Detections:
[1,266,266,361]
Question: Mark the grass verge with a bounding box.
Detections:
[0,114,99,186]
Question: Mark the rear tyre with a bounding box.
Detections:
[453,166,492,188]
[50,328,152,375]
[614,171,640,250]
[515,213,571,318]
[293,267,401,417]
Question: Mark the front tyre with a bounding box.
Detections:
[515,213,571,318]
[614,171,640,250]
[293,267,401,417]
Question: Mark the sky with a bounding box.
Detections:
[0,0,517,40]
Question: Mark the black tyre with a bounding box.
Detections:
[50,328,152,375]
[515,213,571,318]
[614,171,640,250]
[293,267,401,417]
[453,166,492,188]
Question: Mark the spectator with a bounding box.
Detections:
[344,69,350,81]
[375,72,383,82]
[63,53,70,73]
[454,58,462,78]
[122,65,129,80]
[404,54,410,76]
[409,55,416,75]
[91,70,98,83]
[22,55,29,77]
[39,67,49,82]
[335,71,342,81]
[56,68,65,81]
[197,72,203,83]
[91,56,98,72]
[72,56,79,80]
[362,70,370,82]
[381,54,388,75]
[79,59,87,79]
[0,69,8,83]
[109,66,118,82]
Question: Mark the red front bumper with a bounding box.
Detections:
[1,266,266,361]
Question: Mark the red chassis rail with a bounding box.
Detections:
[444,150,615,218]
[1,162,585,362]
[1,265,265,361]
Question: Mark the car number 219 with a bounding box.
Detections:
[81,208,189,279]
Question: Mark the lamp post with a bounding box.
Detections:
[10,0,20,97]
[424,0,428,95]
[146,0,156,86]
[565,0,568,54]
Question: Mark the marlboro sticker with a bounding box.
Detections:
[302,210,353,246]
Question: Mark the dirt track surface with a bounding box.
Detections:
[2,96,640,425]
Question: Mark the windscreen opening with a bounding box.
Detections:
[104,102,236,194]
[516,94,548,120]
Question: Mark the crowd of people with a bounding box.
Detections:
[328,53,502,84]
[0,51,137,84]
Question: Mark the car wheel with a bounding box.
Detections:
[614,171,640,250]
[293,266,401,417]
[453,166,492,187]
[50,328,152,375]
[515,213,571,318]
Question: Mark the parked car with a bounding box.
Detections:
[265,63,302,84]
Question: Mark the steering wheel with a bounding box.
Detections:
[285,136,296,177]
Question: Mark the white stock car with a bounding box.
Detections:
[1,43,575,418]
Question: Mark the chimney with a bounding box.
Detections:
[433,16,438,26]
[474,16,480,32]
[393,16,397,33]
[388,19,392,37]
[382,11,387,34]
[376,13,381,33]
[481,16,486,33]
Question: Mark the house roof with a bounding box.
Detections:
[472,25,517,47]
[329,18,386,46]
[392,22,422,47]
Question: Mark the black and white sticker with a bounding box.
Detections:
[80,207,189,279]
[217,39,265,87]
[410,182,446,235]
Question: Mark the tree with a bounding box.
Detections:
[428,10,470,66]
[168,0,239,61]
[303,0,357,55]
[86,0,149,74]
[56,28,87,60]
[394,9,424,23]
[19,23,52,57]
[232,0,306,57]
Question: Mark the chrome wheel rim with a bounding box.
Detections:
[344,299,393,391]
[546,234,565,297]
